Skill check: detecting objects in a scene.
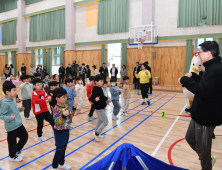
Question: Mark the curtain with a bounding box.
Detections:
[178,0,222,27]
[25,0,43,5]
[31,50,35,65]
[184,40,193,74]
[0,0,17,13]
[218,39,222,60]
[101,45,105,65]
[121,43,127,66]
[60,48,64,65]
[29,9,65,42]
[97,0,129,35]
[2,21,16,45]
[43,49,46,67]
[47,49,52,78]
[11,51,17,76]
[5,52,7,65]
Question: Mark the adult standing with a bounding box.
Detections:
[71,61,79,81]
[99,63,108,81]
[145,61,152,95]
[120,65,127,85]
[38,65,44,80]
[79,63,86,86]
[59,63,65,84]
[178,41,222,170]
[135,63,151,105]
[133,62,140,89]
[9,64,14,76]
[43,66,47,75]
[86,65,91,84]
[30,64,36,80]
[66,64,72,78]
[110,64,118,81]
[21,63,26,75]
[3,64,9,79]
[36,65,40,73]
[92,65,99,76]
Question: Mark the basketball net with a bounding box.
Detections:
[137,39,145,49]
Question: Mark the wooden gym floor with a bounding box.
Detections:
[0,80,221,170]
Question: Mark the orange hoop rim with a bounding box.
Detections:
[137,39,145,44]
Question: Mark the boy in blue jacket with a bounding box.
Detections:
[0,81,28,162]
[63,78,77,112]
[110,78,121,120]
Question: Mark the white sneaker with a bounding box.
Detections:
[99,134,104,139]
[91,116,96,119]
[52,132,54,138]
[93,132,100,142]
[123,113,128,117]
[79,111,83,114]
[16,151,24,158]
[38,136,47,141]
[5,130,7,133]
[212,155,217,167]
[27,116,32,120]
[51,168,57,170]
[127,111,130,114]
[112,114,116,120]
[58,163,72,170]
[115,116,119,120]
[24,117,28,120]
[9,156,23,162]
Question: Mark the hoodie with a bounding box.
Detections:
[110,86,121,101]
[6,77,19,85]
[0,97,23,132]
[63,87,77,111]
[20,82,33,100]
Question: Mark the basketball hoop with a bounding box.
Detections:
[137,39,145,49]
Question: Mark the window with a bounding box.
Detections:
[108,43,121,78]
[55,47,60,65]
[195,38,214,52]
[8,52,12,65]
[38,49,43,65]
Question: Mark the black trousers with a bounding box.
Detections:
[148,78,152,94]
[22,99,31,118]
[59,76,64,84]
[81,75,86,86]
[88,98,95,117]
[134,77,140,89]
[30,76,34,80]
[7,125,28,158]
[186,119,215,170]
[140,83,149,99]
[52,130,69,168]
[35,111,54,137]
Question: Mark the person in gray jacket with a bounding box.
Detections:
[30,64,36,80]
[71,61,79,82]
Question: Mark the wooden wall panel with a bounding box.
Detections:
[64,50,76,67]
[16,53,31,76]
[127,46,186,86]
[0,55,5,77]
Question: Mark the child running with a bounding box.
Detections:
[0,81,28,162]
[91,75,111,142]
[75,76,85,114]
[32,78,54,141]
[86,76,96,120]
[52,87,77,170]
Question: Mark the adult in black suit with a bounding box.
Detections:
[99,62,108,80]
[145,61,152,95]
[133,62,140,89]
[110,64,118,81]
[79,63,86,86]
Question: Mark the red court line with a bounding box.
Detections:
[168,135,222,166]
[0,109,90,143]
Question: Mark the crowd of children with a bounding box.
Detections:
[0,66,148,169]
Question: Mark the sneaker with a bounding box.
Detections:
[115,116,119,120]
[141,102,146,105]
[127,111,130,114]
[212,133,216,139]
[123,113,128,117]
[185,106,191,113]
[16,151,24,158]
[70,125,74,128]
[148,94,152,96]
[147,100,150,105]
[99,134,104,138]
[58,163,72,170]
[112,114,116,120]
[91,116,96,119]
[79,111,83,114]
[52,132,54,138]
[9,155,23,162]
[5,130,7,133]
[27,116,32,120]
[24,117,28,120]
[51,168,57,170]
[38,136,47,142]
[93,132,100,142]
[212,155,217,167]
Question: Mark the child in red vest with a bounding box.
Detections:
[86,76,96,121]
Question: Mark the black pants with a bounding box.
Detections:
[22,99,31,118]
[134,77,140,89]
[81,75,85,86]
[148,78,152,94]
[30,76,34,80]
[35,111,54,137]
[186,119,215,170]
[88,98,95,117]
[7,125,28,158]
[140,83,149,99]
[59,77,64,84]
[72,72,77,84]
[52,130,69,168]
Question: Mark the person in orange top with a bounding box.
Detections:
[32,78,54,142]
[86,76,96,121]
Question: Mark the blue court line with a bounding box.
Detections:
[14,94,162,169]
[42,94,169,170]
[79,95,176,170]
[0,97,145,162]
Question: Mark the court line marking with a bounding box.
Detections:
[14,95,163,169]
[79,95,177,170]
[41,95,168,170]
[151,104,187,157]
